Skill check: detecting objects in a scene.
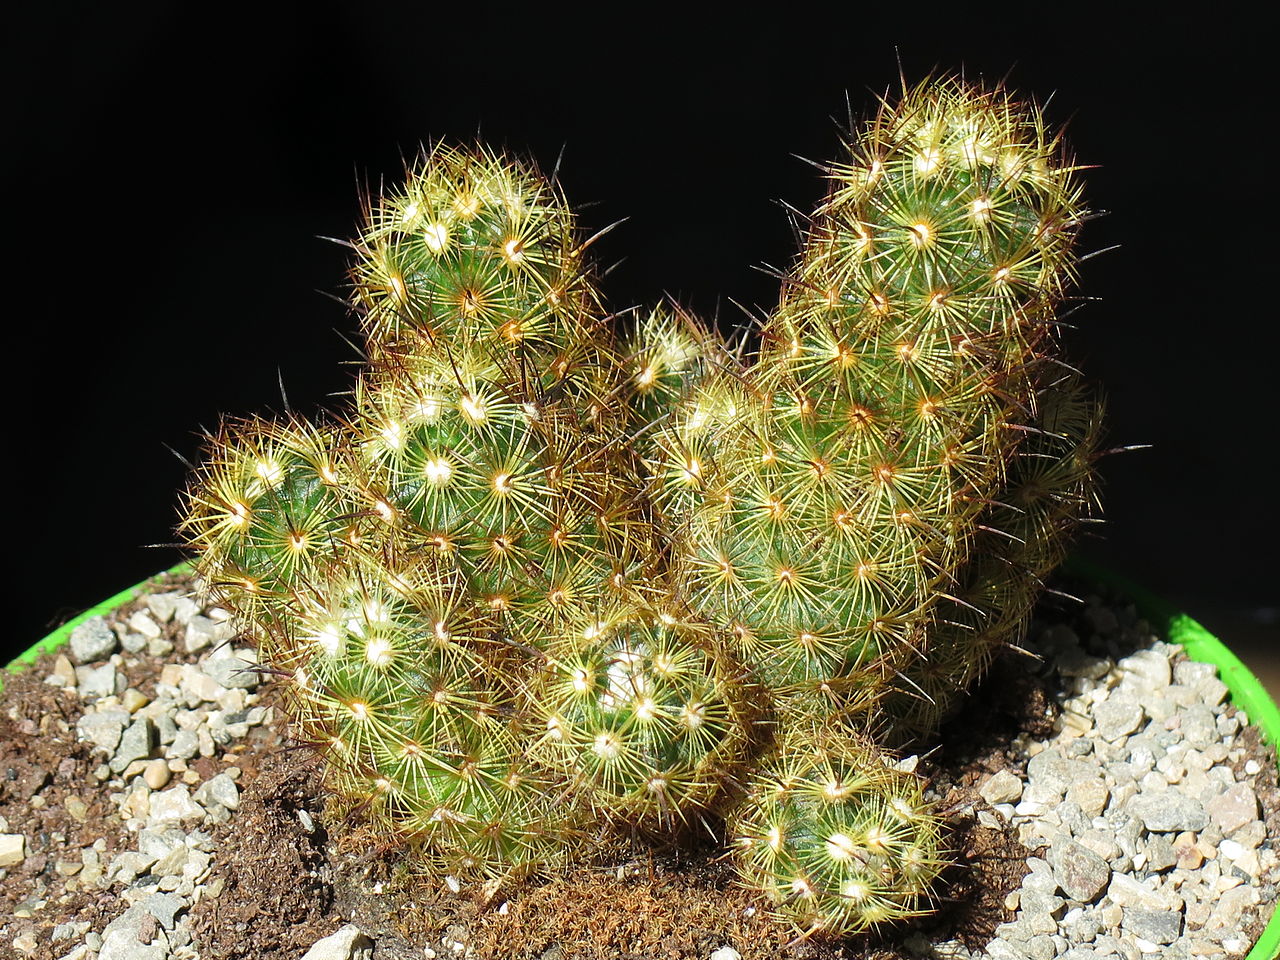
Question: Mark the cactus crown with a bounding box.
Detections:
[180,76,1102,940]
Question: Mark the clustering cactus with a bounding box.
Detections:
[181,77,1103,940]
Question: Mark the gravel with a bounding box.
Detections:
[4,581,1277,960]
[959,598,1280,960]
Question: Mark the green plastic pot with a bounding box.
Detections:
[7,562,1279,959]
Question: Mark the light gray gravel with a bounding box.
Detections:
[956,597,1280,960]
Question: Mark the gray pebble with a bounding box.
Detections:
[155,714,178,746]
[69,616,118,664]
[76,663,121,699]
[1093,694,1145,741]
[52,921,92,942]
[979,770,1024,805]
[109,717,154,773]
[98,905,168,960]
[1122,908,1182,944]
[143,891,185,929]
[1127,792,1208,833]
[202,648,259,690]
[1117,649,1171,689]
[193,773,240,811]
[183,614,231,654]
[76,709,131,753]
[1145,835,1177,872]
[1173,661,1216,687]
[120,632,148,654]
[1179,704,1217,748]
[144,592,183,623]
[1050,838,1111,902]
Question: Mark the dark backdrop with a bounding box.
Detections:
[8,6,1276,688]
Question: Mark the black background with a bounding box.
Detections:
[8,6,1276,687]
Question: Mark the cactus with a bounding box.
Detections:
[180,75,1103,942]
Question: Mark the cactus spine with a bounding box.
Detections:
[181,76,1102,940]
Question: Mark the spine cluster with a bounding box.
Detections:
[181,77,1103,939]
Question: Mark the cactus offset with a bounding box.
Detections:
[180,75,1104,942]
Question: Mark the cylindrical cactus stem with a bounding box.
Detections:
[656,77,1088,702]
[343,336,648,650]
[277,547,581,880]
[527,596,762,831]
[179,413,365,649]
[729,720,945,938]
[348,144,615,402]
[621,302,720,439]
[883,369,1105,737]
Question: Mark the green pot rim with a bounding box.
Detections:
[8,559,1279,959]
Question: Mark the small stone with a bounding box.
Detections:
[180,665,224,703]
[52,921,91,942]
[1174,661,1217,687]
[128,610,163,639]
[145,592,182,623]
[1145,835,1177,871]
[1205,884,1259,929]
[979,770,1024,805]
[76,663,121,699]
[120,631,147,653]
[152,845,189,878]
[194,773,240,811]
[1106,874,1180,911]
[109,717,154,773]
[49,654,77,688]
[143,891,184,929]
[1128,791,1208,832]
[147,637,175,657]
[203,648,260,690]
[149,785,205,823]
[155,714,178,746]
[184,614,232,654]
[69,616,118,663]
[64,795,89,822]
[121,688,150,713]
[98,905,168,960]
[1050,838,1111,902]
[107,851,159,884]
[1067,779,1110,817]
[76,709,130,753]
[1122,908,1182,944]
[0,833,26,866]
[710,948,742,960]
[171,595,201,625]
[1093,694,1145,741]
[167,729,199,760]
[1179,704,1217,747]
[300,923,373,960]
[1118,649,1172,689]
[1020,887,1065,918]
[143,759,171,790]
[1206,783,1259,834]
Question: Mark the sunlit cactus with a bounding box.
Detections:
[529,596,760,829]
[180,74,1104,943]
[729,723,945,937]
[652,77,1090,708]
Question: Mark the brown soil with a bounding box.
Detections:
[1,572,1276,960]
